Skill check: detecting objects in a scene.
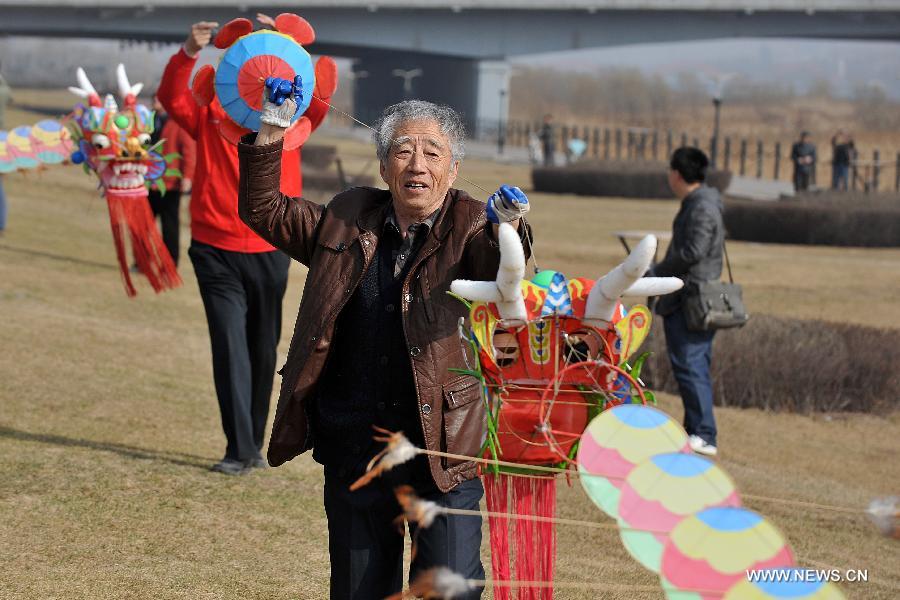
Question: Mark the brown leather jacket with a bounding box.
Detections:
[238,137,530,492]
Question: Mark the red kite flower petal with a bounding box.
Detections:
[191,64,216,107]
[275,13,316,45]
[214,18,253,49]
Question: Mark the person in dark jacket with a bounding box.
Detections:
[239,89,532,600]
[650,147,724,456]
[830,130,855,191]
[791,131,817,192]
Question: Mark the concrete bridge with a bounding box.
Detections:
[3,0,900,131]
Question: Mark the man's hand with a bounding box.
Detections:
[256,12,277,28]
[180,178,192,194]
[184,21,218,58]
[260,76,303,128]
[486,185,530,225]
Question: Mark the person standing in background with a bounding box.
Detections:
[651,147,724,457]
[148,93,195,265]
[538,113,555,167]
[157,19,337,475]
[0,65,11,235]
[830,130,854,192]
[790,131,816,192]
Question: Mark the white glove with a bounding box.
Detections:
[260,95,297,129]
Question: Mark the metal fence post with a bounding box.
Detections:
[739,139,747,176]
[592,127,600,158]
[895,152,900,191]
[873,150,880,192]
[723,138,731,172]
[604,128,611,160]
[652,131,659,160]
[666,130,673,158]
[615,129,622,160]
[774,142,781,180]
[756,140,764,178]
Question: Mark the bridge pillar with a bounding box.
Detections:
[351,51,509,138]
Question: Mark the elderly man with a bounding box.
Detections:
[238,88,531,599]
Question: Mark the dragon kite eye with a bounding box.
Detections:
[492,329,520,368]
[137,133,151,145]
[91,134,111,149]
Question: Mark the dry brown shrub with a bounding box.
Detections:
[724,193,900,247]
[532,161,732,199]
[642,314,900,414]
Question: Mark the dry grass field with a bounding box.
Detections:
[1,105,899,599]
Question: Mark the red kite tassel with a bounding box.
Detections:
[485,473,557,600]
[106,193,181,297]
[484,473,512,600]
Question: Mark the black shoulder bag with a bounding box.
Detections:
[681,242,750,331]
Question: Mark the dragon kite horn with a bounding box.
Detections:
[115,63,143,109]
[68,67,102,107]
[450,222,528,322]
[584,235,683,326]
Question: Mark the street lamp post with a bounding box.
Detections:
[498,88,507,155]
[711,95,722,168]
[391,68,423,99]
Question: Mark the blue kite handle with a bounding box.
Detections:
[265,76,304,107]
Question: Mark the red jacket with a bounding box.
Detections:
[159,117,196,191]
[157,48,329,252]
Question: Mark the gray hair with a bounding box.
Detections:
[373,100,466,164]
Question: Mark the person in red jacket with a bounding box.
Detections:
[148,93,196,265]
[157,20,335,475]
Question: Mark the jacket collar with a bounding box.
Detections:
[357,188,460,241]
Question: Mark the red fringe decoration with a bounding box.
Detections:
[484,473,557,600]
[106,193,181,297]
[484,473,512,600]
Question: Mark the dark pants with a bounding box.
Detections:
[148,188,182,266]
[663,309,717,446]
[324,471,485,600]
[793,168,812,192]
[188,240,290,462]
[831,164,849,191]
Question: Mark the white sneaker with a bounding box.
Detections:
[689,435,718,457]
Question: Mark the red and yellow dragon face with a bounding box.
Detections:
[65,64,181,297]
[451,225,682,467]
[67,64,173,201]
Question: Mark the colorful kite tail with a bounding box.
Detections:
[106,195,182,297]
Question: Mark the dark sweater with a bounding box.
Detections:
[311,215,429,482]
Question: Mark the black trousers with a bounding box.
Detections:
[148,188,182,265]
[324,470,485,600]
[188,240,290,462]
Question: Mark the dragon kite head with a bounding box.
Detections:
[190,12,338,149]
[67,64,172,201]
[451,224,683,466]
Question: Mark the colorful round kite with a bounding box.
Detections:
[723,568,847,599]
[618,453,741,573]
[8,126,39,170]
[660,506,795,600]
[30,119,73,165]
[214,29,315,132]
[0,131,13,174]
[577,404,690,520]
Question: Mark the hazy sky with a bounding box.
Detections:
[515,37,900,98]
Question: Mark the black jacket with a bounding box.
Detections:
[652,185,724,316]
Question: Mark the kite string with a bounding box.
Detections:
[413,447,868,515]
[311,94,541,272]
